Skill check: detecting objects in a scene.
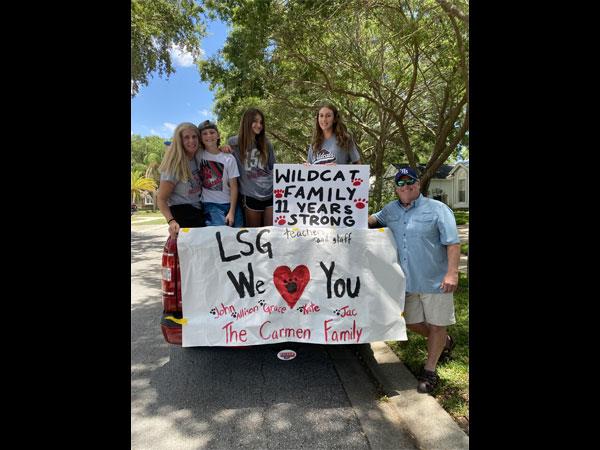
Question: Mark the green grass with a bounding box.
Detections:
[131,211,166,226]
[453,210,469,225]
[133,210,163,217]
[386,272,469,431]
[460,243,468,254]
[131,218,167,225]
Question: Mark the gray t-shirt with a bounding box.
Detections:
[159,153,203,208]
[307,135,360,164]
[227,135,275,200]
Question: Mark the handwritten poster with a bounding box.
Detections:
[177,226,406,347]
[272,164,371,228]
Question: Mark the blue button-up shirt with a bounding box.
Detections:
[372,194,460,293]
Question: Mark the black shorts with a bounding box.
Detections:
[242,195,273,212]
[169,203,205,227]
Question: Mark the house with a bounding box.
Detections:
[132,192,156,211]
[376,161,469,209]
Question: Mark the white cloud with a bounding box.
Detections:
[163,122,177,133]
[199,109,212,117]
[150,129,159,135]
[170,44,204,67]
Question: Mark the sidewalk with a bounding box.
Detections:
[356,343,469,449]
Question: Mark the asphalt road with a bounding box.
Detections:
[131,224,417,449]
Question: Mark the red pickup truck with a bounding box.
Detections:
[160,237,183,344]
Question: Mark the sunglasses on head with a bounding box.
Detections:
[396,178,417,187]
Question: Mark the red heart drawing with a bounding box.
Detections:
[273,265,310,309]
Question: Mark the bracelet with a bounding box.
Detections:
[168,218,176,224]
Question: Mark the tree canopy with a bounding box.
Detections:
[199,0,469,209]
[131,0,206,97]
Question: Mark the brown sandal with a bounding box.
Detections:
[439,335,456,363]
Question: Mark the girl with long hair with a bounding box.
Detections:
[307,103,361,165]
[227,108,276,226]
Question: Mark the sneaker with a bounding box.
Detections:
[439,335,456,363]
[417,368,438,394]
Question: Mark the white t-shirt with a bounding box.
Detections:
[199,150,240,204]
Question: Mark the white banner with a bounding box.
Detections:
[178,226,406,347]
[272,164,371,228]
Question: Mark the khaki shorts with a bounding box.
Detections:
[404,292,456,326]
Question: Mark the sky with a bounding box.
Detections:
[131,19,229,139]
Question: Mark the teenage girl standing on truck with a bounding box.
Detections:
[227,108,276,227]
[157,122,205,239]
[306,102,362,165]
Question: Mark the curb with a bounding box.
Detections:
[356,342,469,450]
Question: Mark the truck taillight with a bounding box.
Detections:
[161,237,180,313]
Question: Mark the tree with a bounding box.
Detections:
[201,0,468,210]
[131,134,167,175]
[131,170,157,204]
[131,0,206,97]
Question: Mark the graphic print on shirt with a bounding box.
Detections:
[201,160,224,191]
[188,160,203,197]
[245,148,269,179]
[312,147,336,165]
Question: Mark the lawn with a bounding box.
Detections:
[386,271,469,434]
[131,210,166,225]
[453,210,469,225]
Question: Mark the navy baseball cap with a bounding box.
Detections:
[198,120,219,132]
[395,167,419,182]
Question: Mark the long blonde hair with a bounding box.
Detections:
[311,102,351,153]
[238,108,269,166]
[158,122,200,182]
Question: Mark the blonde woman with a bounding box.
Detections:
[157,122,205,239]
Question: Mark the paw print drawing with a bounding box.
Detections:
[231,311,238,318]
[354,198,368,209]
[258,299,266,306]
[352,178,363,186]
[209,307,217,316]
[273,189,285,198]
[276,215,287,225]
[334,309,341,316]
[297,306,305,313]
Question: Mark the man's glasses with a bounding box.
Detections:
[396,178,417,187]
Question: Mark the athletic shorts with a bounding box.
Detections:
[169,203,205,228]
[242,195,273,212]
[404,292,456,326]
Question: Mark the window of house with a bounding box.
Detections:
[144,194,154,205]
[458,178,466,203]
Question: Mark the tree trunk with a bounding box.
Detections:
[372,139,385,211]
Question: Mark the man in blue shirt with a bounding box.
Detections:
[368,167,460,394]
